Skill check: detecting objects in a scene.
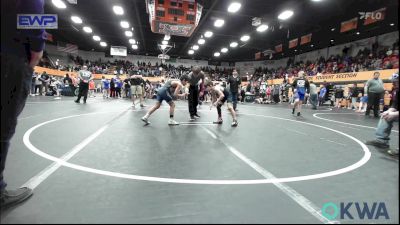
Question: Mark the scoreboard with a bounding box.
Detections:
[146,0,203,37]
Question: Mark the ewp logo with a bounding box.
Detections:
[359,12,383,20]
[17,14,58,29]
[322,202,389,220]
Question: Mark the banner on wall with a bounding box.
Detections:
[308,70,396,83]
[267,69,397,85]
[275,44,283,53]
[300,33,312,45]
[289,38,298,49]
[340,17,358,33]
[363,8,386,25]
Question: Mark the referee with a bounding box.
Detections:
[74,65,93,104]
[187,66,205,121]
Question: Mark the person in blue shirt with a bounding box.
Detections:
[319,84,327,106]
[291,71,310,116]
[1,0,46,209]
[101,76,110,98]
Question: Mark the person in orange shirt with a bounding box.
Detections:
[71,75,78,96]
[89,80,96,98]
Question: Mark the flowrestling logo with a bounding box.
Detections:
[359,11,383,20]
[17,14,58,29]
[322,202,389,220]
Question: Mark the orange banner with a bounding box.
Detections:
[275,44,282,53]
[364,8,386,25]
[34,67,76,77]
[288,38,298,49]
[340,17,358,33]
[268,69,397,85]
[300,33,312,45]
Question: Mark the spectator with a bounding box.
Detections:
[101,76,110,98]
[318,84,327,106]
[349,83,360,110]
[34,74,42,96]
[110,77,116,98]
[123,77,131,98]
[334,86,344,108]
[39,71,50,95]
[115,76,123,98]
[30,72,38,96]
[364,71,385,117]
[89,80,96,97]
[63,73,72,86]
[309,81,318,110]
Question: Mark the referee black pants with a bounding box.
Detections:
[77,82,89,102]
[188,85,199,116]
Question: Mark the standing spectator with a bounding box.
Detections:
[144,80,152,99]
[334,86,344,108]
[1,0,46,209]
[240,86,246,103]
[123,77,131,98]
[71,75,78,96]
[272,84,281,103]
[88,79,95,97]
[364,71,385,117]
[39,71,50,95]
[30,72,38,96]
[246,82,251,93]
[266,85,271,101]
[34,74,42,96]
[110,77,116,98]
[349,83,359,110]
[357,83,368,113]
[130,74,145,108]
[63,73,72,86]
[309,81,318,110]
[101,76,110,98]
[227,69,241,111]
[115,76,122,98]
[318,84,327,106]
[254,84,260,97]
